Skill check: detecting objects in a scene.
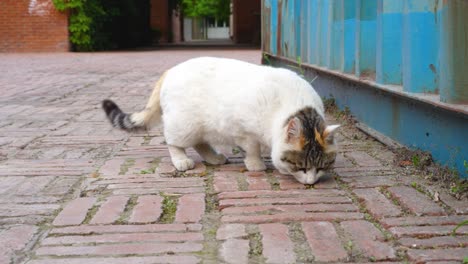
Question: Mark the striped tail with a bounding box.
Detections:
[102,100,146,130]
[102,71,167,131]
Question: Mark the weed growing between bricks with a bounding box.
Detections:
[395,148,468,201]
[203,166,219,212]
[288,222,314,263]
[159,194,178,223]
[265,170,281,190]
[326,96,467,204]
[115,195,139,224]
[139,159,159,174]
[409,181,457,214]
[119,158,135,175]
[379,186,412,216]
[142,135,152,145]
[246,225,265,263]
[335,175,403,262]
[82,204,100,225]
[236,174,249,191]
[330,222,354,262]
[200,166,221,263]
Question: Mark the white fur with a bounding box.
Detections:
[158,57,328,183]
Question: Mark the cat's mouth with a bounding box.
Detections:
[291,170,324,185]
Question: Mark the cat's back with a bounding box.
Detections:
[162,57,323,116]
[161,57,274,105]
[163,57,306,95]
[165,57,265,84]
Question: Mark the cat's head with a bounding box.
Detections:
[272,108,340,185]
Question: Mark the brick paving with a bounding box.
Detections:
[0,49,466,264]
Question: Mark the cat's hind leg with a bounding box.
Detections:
[168,145,195,171]
[194,143,227,165]
[237,138,266,171]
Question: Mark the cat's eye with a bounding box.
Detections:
[298,168,307,173]
[316,168,324,173]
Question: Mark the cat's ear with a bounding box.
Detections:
[323,125,340,141]
[322,124,340,152]
[286,117,303,144]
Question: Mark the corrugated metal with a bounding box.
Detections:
[262,0,468,102]
[262,0,468,177]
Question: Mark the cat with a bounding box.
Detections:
[102,57,339,184]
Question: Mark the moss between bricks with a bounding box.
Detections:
[289,222,314,263]
[201,166,219,212]
[236,174,249,191]
[266,172,280,191]
[119,158,135,175]
[246,225,265,263]
[199,166,221,263]
[115,196,138,224]
[142,135,151,145]
[159,193,179,224]
[82,204,100,225]
[139,158,160,174]
[335,175,402,262]
[199,214,220,263]
[378,186,412,216]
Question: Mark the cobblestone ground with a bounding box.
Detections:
[0,49,466,264]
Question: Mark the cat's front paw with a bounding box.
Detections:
[205,153,228,165]
[244,158,267,171]
[173,158,195,171]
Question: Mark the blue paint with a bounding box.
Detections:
[356,0,377,77]
[300,68,468,178]
[281,0,297,59]
[318,0,330,67]
[300,0,309,63]
[308,0,319,65]
[343,0,357,73]
[439,0,468,103]
[269,0,277,55]
[330,1,343,70]
[294,0,301,59]
[261,0,468,178]
[403,3,438,93]
[376,0,403,84]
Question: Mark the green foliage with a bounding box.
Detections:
[452,220,468,235]
[182,0,230,20]
[160,194,178,223]
[411,155,421,168]
[52,0,104,51]
[52,0,150,51]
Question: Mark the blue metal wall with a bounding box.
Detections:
[262,0,468,177]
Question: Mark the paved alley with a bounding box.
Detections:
[0,49,466,264]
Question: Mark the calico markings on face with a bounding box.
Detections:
[275,107,339,184]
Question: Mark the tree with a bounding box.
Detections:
[181,0,230,21]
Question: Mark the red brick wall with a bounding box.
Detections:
[0,0,69,52]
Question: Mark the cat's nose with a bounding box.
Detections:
[294,172,320,185]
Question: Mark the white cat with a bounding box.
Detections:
[103,57,339,184]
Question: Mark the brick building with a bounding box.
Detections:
[0,0,69,52]
[149,0,261,44]
[0,0,260,52]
